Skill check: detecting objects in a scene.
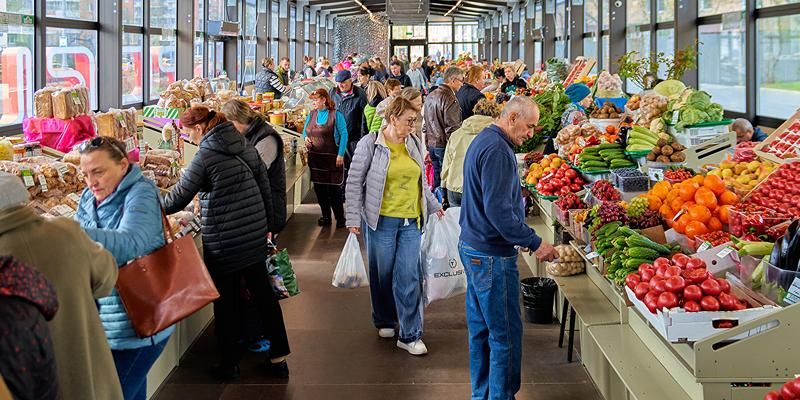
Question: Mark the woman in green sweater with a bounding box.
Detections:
[363,81,388,134]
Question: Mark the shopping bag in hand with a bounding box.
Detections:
[332,233,369,289]
[266,242,300,299]
[421,207,466,306]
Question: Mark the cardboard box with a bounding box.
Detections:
[754,109,800,164]
[142,105,184,120]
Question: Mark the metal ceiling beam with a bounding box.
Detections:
[429,5,482,15]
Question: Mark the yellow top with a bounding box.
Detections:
[380,141,422,219]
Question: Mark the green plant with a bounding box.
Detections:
[616,43,699,90]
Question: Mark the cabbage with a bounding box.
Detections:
[707,104,724,121]
[678,108,705,129]
[654,80,686,99]
[687,90,712,109]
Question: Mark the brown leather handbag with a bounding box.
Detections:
[116,211,219,338]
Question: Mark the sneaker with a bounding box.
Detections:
[266,360,290,379]
[317,217,332,226]
[335,220,346,229]
[397,339,428,356]
[378,328,395,338]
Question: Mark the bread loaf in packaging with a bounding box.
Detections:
[95,112,119,138]
[34,88,58,118]
[52,88,73,119]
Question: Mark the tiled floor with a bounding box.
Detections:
[153,203,601,400]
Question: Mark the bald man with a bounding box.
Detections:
[732,118,768,143]
[458,97,557,400]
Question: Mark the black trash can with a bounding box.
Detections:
[520,277,557,324]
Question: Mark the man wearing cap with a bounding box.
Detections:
[561,82,593,129]
[0,172,122,400]
[329,70,368,165]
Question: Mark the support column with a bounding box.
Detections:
[177,0,194,81]
[608,0,626,74]
[544,0,555,60]
[570,2,584,59]
[295,7,304,71]
[511,4,521,61]
[525,1,534,65]
[257,0,267,69]
[224,2,239,83]
[279,0,288,60]
[98,0,122,109]
[328,15,334,60]
[674,0,698,87]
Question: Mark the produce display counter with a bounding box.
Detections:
[525,194,800,400]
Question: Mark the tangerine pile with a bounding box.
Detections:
[641,175,739,239]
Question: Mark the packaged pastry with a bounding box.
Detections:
[34,87,58,118]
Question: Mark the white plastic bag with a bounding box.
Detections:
[422,207,467,306]
[332,233,370,289]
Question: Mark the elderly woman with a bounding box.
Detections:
[500,65,527,94]
[346,97,443,356]
[302,88,349,228]
[74,136,172,399]
[441,99,502,207]
[562,83,593,128]
[222,99,287,234]
[163,106,290,380]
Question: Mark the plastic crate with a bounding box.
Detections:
[611,169,649,192]
[668,119,732,148]
[594,97,628,110]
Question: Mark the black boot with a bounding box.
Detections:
[318,217,332,226]
[210,364,240,380]
[264,360,290,378]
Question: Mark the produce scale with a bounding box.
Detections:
[512,63,800,400]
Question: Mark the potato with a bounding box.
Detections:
[661,145,674,156]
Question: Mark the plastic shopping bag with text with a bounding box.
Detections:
[422,207,466,306]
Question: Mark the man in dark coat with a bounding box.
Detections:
[329,70,368,163]
[387,61,413,88]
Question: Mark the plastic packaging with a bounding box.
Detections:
[332,233,369,289]
[421,208,467,306]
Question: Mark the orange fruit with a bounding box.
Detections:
[688,205,712,224]
[718,205,733,224]
[708,217,723,231]
[651,181,671,200]
[692,175,705,185]
[660,204,676,221]
[703,175,726,196]
[685,221,710,239]
[684,201,696,209]
[679,184,698,202]
[646,195,663,211]
[694,187,718,210]
[719,190,738,206]
[674,213,693,234]
[666,189,680,205]
[671,197,685,213]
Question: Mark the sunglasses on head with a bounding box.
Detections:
[79,137,127,159]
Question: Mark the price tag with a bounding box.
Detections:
[671,111,680,126]
[117,114,128,128]
[784,277,800,305]
[672,208,685,222]
[21,169,34,187]
[55,163,68,182]
[67,193,81,204]
[51,205,73,217]
[37,174,48,193]
[586,251,600,259]
[124,137,136,152]
[648,167,665,181]
[71,91,82,106]
[697,241,712,252]
[717,246,734,259]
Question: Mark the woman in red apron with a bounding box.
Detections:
[303,89,349,228]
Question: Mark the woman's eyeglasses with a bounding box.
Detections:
[404,117,417,127]
[79,137,127,159]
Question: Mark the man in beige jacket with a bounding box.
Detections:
[0,173,123,400]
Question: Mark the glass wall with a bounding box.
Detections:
[0,3,34,126]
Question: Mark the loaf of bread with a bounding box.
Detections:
[34,88,58,118]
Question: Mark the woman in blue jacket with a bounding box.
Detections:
[75,136,172,400]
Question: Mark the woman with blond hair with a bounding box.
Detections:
[457,65,487,119]
[221,99,287,233]
[255,57,289,98]
[345,97,443,356]
[362,81,388,134]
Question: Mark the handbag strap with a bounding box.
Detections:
[160,207,176,243]
[234,154,255,178]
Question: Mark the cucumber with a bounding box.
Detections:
[597,143,622,150]
[582,160,608,168]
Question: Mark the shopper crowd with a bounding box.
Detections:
[0,51,560,400]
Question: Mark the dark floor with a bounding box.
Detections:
[154,201,602,400]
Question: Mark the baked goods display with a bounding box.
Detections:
[34,87,59,118]
[51,85,90,119]
[157,78,217,109]
[141,149,182,188]
[0,157,85,200]
[94,108,137,140]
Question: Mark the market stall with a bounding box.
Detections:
[512,56,800,400]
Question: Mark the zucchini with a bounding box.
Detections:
[626,235,672,255]
[627,247,660,260]
[597,143,622,150]
[582,160,608,168]
[624,258,653,270]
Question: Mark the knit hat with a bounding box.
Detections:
[565,83,591,104]
[0,172,29,212]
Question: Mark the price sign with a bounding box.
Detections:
[67,193,81,204]
[671,111,680,126]
[124,137,136,152]
[21,169,34,187]
[586,251,600,259]
[784,277,800,305]
[717,246,734,259]
[37,174,48,193]
[649,167,665,182]
[697,241,712,252]
[672,208,685,222]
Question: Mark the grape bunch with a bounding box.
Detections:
[555,192,587,211]
[626,197,650,218]
[591,180,622,202]
[629,210,663,229]
[591,202,627,233]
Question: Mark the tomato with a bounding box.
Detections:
[686,258,707,270]
[683,284,703,302]
[657,292,679,310]
[716,278,731,293]
[671,253,690,268]
[718,292,738,311]
[633,282,651,300]
[644,291,659,307]
[683,300,701,312]
[788,379,800,396]
[640,268,654,282]
[665,266,682,278]
[782,383,796,400]
[652,279,668,295]
[664,276,686,293]
[565,169,577,179]
[653,257,672,269]
[655,265,668,279]
[625,273,641,290]
[701,279,722,296]
[733,301,747,311]
[570,183,582,192]
[701,296,720,311]
[638,264,654,274]
[682,267,709,285]
[764,391,783,400]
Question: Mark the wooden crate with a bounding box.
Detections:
[754,109,800,164]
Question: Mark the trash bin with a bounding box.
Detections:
[520,277,557,324]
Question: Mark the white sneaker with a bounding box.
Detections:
[397,339,428,356]
[378,328,395,338]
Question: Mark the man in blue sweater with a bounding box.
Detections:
[459,97,557,400]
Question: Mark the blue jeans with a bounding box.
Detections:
[458,241,522,400]
[366,216,424,343]
[428,146,446,190]
[112,340,168,400]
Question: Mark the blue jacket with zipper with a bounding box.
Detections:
[76,164,173,350]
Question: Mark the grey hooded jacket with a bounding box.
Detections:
[345,130,441,231]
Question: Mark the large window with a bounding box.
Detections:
[123,0,144,26]
[0,4,34,126]
[149,34,176,100]
[46,28,98,110]
[585,0,599,33]
[122,33,144,104]
[759,0,800,5]
[304,10,311,59]
[699,0,745,17]
[699,23,746,112]
[455,22,479,58]
[46,0,96,21]
[656,29,675,79]
[657,0,675,22]
[757,14,800,119]
[270,1,279,59]
[150,0,178,29]
[289,5,296,69]
[392,25,426,40]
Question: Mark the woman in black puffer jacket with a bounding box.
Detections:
[163,106,291,380]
